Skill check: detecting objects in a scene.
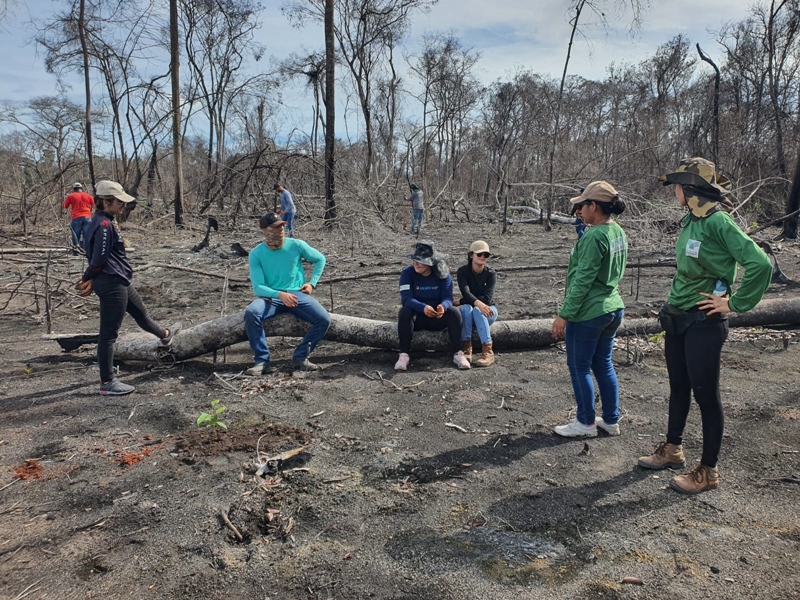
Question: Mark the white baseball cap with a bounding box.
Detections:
[96,180,135,203]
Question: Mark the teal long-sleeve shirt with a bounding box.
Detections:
[668,211,771,312]
[248,238,326,298]
[559,220,627,322]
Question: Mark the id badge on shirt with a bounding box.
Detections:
[685,239,701,258]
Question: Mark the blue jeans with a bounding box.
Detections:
[460,304,498,343]
[410,209,424,233]
[565,308,624,426]
[70,217,90,252]
[244,292,331,365]
[284,212,295,237]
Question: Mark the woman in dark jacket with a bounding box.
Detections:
[77,180,179,396]
[454,240,498,367]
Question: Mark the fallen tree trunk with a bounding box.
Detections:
[111,296,800,363]
[506,206,576,225]
[0,247,69,255]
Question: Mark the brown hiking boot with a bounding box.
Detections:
[638,442,685,470]
[475,342,495,367]
[669,464,720,494]
[462,340,473,363]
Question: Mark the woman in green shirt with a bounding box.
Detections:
[639,157,771,494]
[552,181,628,438]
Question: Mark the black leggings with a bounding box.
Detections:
[94,274,165,382]
[398,306,462,354]
[664,317,729,467]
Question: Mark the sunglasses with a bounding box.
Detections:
[574,200,594,210]
[475,252,490,258]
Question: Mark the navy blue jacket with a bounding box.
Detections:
[82,211,133,283]
[398,265,453,314]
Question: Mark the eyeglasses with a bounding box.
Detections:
[475,252,490,258]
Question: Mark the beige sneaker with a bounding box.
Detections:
[394,353,410,371]
[669,464,720,494]
[638,442,686,470]
[453,351,471,370]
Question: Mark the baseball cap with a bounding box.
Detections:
[96,180,135,202]
[259,212,287,229]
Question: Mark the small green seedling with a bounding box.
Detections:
[197,399,228,430]
[648,331,665,344]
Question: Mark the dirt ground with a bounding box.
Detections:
[2,213,800,600]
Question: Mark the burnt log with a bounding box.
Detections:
[108,296,800,363]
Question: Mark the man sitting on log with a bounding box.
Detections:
[244,212,330,375]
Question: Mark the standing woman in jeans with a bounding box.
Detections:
[551,181,628,438]
[639,158,771,494]
[77,181,179,396]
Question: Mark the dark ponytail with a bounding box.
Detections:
[597,196,626,216]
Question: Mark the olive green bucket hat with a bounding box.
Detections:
[658,157,731,197]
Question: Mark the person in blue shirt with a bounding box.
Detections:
[395,240,470,371]
[274,184,296,237]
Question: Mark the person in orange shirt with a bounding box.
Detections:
[63,182,94,255]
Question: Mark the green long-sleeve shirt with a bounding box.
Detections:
[559,220,627,321]
[668,211,771,312]
[248,238,326,298]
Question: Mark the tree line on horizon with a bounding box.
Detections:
[1,0,799,238]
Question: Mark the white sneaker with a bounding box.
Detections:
[394,353,410,371]
[453,351,471,370]
[595,417,621,436]
[246,363,265,376]
[554,419,598,438]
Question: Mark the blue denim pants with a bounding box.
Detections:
[410,209,424,233]
[70,217,90,251]
[284,212,295,237]
[460,304,498,343]
[565,308,624,426]
[244,292,331,365]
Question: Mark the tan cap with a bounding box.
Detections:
[569,181,618,205]
[96,180,135,203]
[469,240,491,255]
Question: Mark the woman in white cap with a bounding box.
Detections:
[454,240,498,366]
[76,181,180,396]
[551,181,628,438]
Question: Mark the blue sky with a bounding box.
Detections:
[2,0,757,138]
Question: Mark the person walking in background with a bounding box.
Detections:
[406,183,424,235]
[63,182,94,255]
[244,212,330,375]
[395,240,469,371]
[552,181,628,438]
[77,180,180,396]
[639,158,772,494]
[454,240,498,367]
[274,184,296,237]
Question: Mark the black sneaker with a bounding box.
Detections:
[291,358,320,371]
[160,322,183,347]
[100,378,135,396]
